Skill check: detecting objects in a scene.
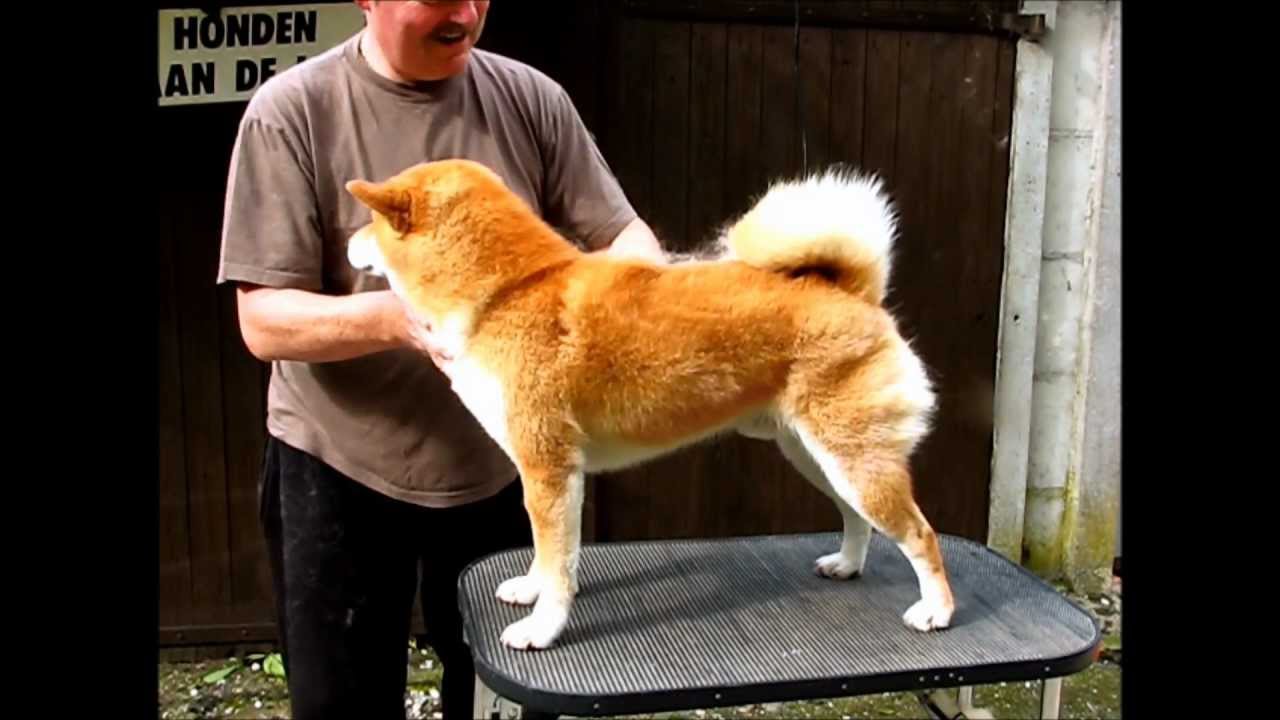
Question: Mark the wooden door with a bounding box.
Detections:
[587,1,1019,544]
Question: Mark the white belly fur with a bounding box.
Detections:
[581,439,683,473]
[582,409,779,474]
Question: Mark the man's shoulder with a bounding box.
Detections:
[469,48,566,100]
[242,35,354,128]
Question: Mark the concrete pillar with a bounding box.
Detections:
[1062,0,1121,593]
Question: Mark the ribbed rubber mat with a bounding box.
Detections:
[459,532,1101,716]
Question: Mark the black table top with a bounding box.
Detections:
[459,532,1102,717]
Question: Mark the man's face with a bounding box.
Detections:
[361,1,490,81]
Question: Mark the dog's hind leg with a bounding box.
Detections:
[789,422,954,632]
[495,451,584,651]
[776,431,873,579]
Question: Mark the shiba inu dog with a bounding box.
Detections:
[345,158,954,651]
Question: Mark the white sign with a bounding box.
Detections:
[157,3,365,107]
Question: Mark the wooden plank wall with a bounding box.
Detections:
[158,95,275,640]
[588,3,1017,545]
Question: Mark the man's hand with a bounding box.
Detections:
[390,297,456,379]
[234,285,456,378]
[602,217,667,264]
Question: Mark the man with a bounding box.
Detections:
[215,2,664,718]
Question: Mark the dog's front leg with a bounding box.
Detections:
[498,463,584,651]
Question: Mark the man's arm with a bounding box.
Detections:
[237,284,455,370]
[218,96,455,372]
[534,82,671,263]
[598,217,667,263]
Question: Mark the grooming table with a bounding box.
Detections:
[459,532,1102,719]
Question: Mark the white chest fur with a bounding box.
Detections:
[427,311,514,462]
[449,356,515,461]
[448,351,512,461]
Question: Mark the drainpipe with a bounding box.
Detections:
[1021,1,1120,594]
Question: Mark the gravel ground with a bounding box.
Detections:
[159,579,1119,719]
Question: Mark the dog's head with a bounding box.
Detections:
[344,158,511,286]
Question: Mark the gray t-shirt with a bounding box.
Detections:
[216,31,637,507]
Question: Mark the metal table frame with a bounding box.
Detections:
[460,532,1101,720]
[474,677,1065,720]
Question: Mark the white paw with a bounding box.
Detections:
[902,598,954,632]
[496,575,541,606]
[500,609,568,651]
[814,552,862,579]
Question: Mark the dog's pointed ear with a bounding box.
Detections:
[346,180,412,233]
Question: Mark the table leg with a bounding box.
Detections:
[473,675,519,719]
[472,673,560,719]
[1039,677,1063,719]
[918,687,994,719]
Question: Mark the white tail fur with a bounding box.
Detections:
[718,167,900,305]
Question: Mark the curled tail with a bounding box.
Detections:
[718,167,899,305]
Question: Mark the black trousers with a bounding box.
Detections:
[260,436,533,720]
